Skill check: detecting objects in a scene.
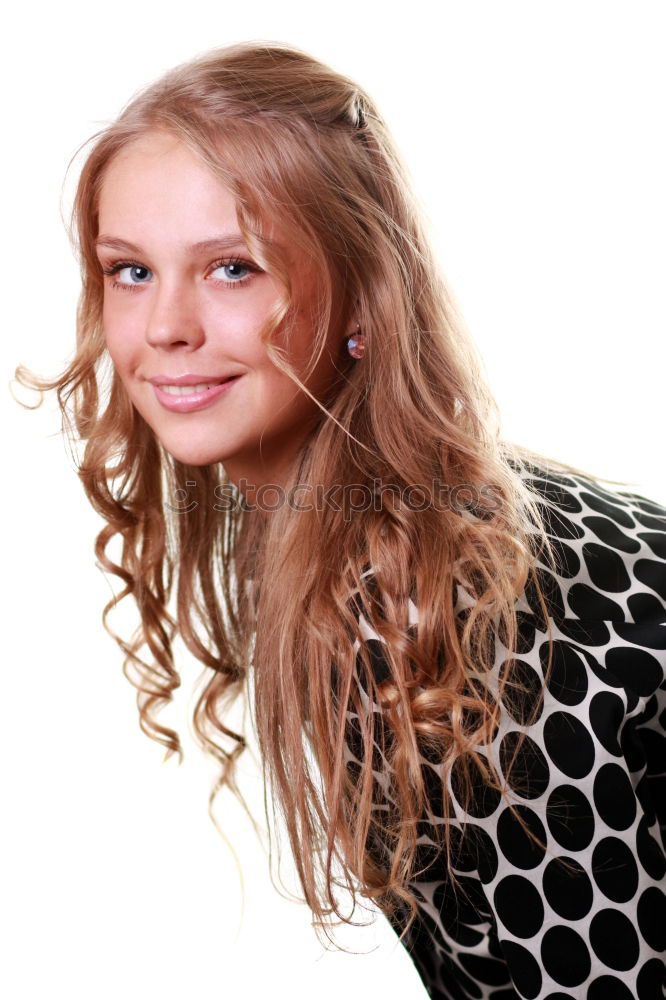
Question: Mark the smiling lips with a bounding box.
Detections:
[148,373,242,412]
[159,381,225,396]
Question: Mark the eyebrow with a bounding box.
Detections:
[94,233,250,255]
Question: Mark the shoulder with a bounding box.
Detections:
[349,460,666,654]
[499,462,666,735]
[512,460,666,627]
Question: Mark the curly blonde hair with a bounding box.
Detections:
[18,40,602,942]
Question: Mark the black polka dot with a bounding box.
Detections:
[567,583,625,621]
[524,567,566,622]
[499,659,544,725]
[637,959,665,1000]
[540,926,591,987]
[411,833,440,875]
[613,620,666,650]
[543,711,595,778]
[583,515,641,553]
[589,691,625,756]
[450,755,501,818]
[580,648,625,691]
[458,953,510,987]
[361,638,392,684]
[494,875,544,938]
[580,490,634,527]
[496,805,547,869]
[638,530,666,559]
[628,591,666,621]
[593,763,637,831]
[421,761,450,820]
[487,930,505,961]
[446,825,471,869]
[634,509,666,530]
[625,687,640,712]
[637,886,666,951]
[514,611,538,654]
[639,693,660,725]
[605,645,663,697]
[590,909,640,970]
[499,941,542,999]
[634,558,666,600]
[621,716,647,772]
[586,483,632,507]
[440,957,483,999]
[546,784,595,851]
[432,965,470,1000]
[499,612,539,655]
[544,537,581,578]
[641,727,666,775]
[632,495,666,517]
[556,617,610,646]
[455,823,499,885]
[592,837,639,903]
[402,891,450,955]
[636,773,657,828]
[526,478,582,513]
[651,775,666,829]
[534,502,585,540]
[587,976,635,1000]
[499,732,550,800]
[542,856,593,920]
[542,641,588,705]
[434,875,488,930]
[442,918,485,950]
[636,815,666,880]
[583,542,632,592]
[489,988,523,1000]
[426,952,477,1000]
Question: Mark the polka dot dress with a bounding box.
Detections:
[345,466,666,1000]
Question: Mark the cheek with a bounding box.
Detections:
[261,365,323,430]
[103,326,126,375]
[204,292,277,354]
[102,302,139,370]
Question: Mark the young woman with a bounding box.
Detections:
[19,42,666,1000]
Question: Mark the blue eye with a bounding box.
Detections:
[211,261,251,283]
[116,264,152,284]
[102,261,153,289]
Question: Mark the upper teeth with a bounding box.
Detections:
[160,382,222,396]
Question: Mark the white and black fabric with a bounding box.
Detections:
[345,465,666,1000]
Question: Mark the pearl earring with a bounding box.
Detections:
[346,327,366,359]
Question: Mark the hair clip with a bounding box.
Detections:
[355,106,381,128]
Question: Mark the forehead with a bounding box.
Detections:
[98,131,238,226]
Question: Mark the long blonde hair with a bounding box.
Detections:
[18,41,601,940]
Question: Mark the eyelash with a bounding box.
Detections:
[100,257,260,293]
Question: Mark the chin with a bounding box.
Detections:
[167,449,225,468]
[156,436,228,468]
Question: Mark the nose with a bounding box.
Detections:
[144,276,205,350]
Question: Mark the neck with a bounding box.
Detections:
[224,455,296,512]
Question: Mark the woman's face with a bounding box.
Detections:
[96,130,345,491]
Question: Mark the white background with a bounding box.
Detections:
[2,2,665,998]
